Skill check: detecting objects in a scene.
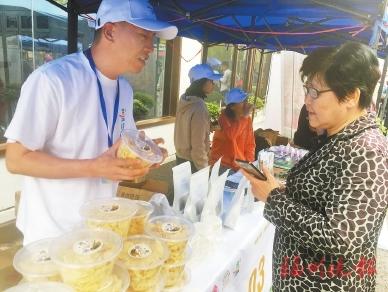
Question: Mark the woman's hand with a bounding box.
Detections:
[241,166,280,202]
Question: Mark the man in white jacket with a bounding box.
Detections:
[5,0,177,245]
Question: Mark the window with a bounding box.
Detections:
[0,0,73,143]
[235,47,248,89]
[6,16,18,30]
[0,0,176,144]
[206,44,235,104]
[249,49,272,98]
[21,16,32,29]
[125,39,167,121]
[36,15,49,29]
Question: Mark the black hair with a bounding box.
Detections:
[225,104,236,119]
[185,78,209,99]
[300,42,381,109]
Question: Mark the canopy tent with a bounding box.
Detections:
[47,0,388,124]
[49,0,388,56]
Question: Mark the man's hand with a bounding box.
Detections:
[5,140,148,180]
[151,137,168,169]
[90,139,149,181]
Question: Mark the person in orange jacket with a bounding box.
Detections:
[210,88,256,172]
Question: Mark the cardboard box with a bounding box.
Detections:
[117,179,169,201]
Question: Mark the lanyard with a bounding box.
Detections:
[84,48,120,147]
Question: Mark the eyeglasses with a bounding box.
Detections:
[303,84,332,99]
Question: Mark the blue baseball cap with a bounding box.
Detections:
[224,88,248,105]
[95,0,178,40]
[188,64,223,83]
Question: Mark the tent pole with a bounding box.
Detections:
[252,49,264,121]
[201,42,208,64]
[376,52,388,114]
[67,0,78,54]
[231,45,238,89]
[201,28,209,64]
[244,48,254,91]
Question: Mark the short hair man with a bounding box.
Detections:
[5,0,177,245]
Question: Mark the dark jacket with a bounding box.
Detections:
[265,112,388,291]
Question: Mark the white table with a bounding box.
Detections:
[185,203,275,292]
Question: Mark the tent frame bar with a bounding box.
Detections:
[310,0,372,23]
[45,0,68,12]
[191,0,237,19]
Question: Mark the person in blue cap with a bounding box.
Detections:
[174,64,222,172]
[4,0,177,245]
[210,88,255,172]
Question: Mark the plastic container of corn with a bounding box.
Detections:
[162,246,191,288]
[50,229,122,292]
[128,200,154,236]
[117,235,169,292]
[117,129,163,167]
[13,238,60,283]
[4,282,74,292]
[80,197,137,238]
[145,216,194,265]
[162,269,190,292]
[97,263,130,292]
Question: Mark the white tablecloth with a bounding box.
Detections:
[185,203,275,292]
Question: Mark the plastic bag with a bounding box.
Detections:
[149,193,179,217]
[242,184,255,214]
[183,166,210,222]
[201,169,229,220]
[223,175,248,229]
[172,161,192,213]
[188,215,223,265]
[209,157,222,186]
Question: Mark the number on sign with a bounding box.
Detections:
[249,256,265,292]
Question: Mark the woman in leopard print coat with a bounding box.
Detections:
[243,42,388,291]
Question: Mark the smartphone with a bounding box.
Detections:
[235,159,267,181]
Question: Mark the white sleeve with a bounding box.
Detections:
[5,69,60,151]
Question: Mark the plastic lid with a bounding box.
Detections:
[80,197,138,222]
[120,129,163,164]
[50,229,122,269]
[13,238,58,278]
[4,282,74,292]
[133,200,154,217]
[118,235,169,270]
[145,216,194,242]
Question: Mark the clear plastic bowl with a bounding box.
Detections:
[162,246,191,288]
[80,197,138,238]
[117,235,169,292]
[145,216,194,264]
[97,263,130,292]
[13,238,60,282]
[128,200,154,236]
[162,268,190,291]
[50,229,123,292]
[118,129,163,167]
[4,282,74,292]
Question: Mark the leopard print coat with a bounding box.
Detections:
[264,112,388,291]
